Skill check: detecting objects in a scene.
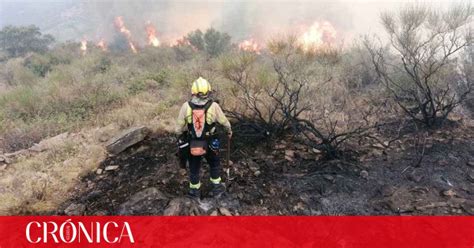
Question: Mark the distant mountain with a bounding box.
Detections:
[0,1,88,41]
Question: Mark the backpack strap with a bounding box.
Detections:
[187,100,214,139]
[188,99,213,111]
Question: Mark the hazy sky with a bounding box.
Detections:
[0,0,465,44]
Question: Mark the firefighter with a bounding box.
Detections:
[175,77,232,198]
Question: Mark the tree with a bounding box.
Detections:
[203,28,231,57]
[186,28,231,57]
[222,38,379,159]
[365,4,473,127]
[0,25,54,58]
[186,29,205,51]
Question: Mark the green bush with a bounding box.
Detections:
[186,28,231,57]
[0,25,54,58]
[0,57,38,86]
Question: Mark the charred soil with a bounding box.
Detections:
[57,122,474,216]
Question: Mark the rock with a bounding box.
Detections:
[117,187,168,215]
[96,168,103,175]
[80,190,102,202]
[284,150,296,161]
[198,198,215,212]
[164,197,205,216]
[4,149,29,159]
[0,164,7,170]
[285,150,295,158]
[312,148,322,154]
[415,202,448,211]
[105,165,119,171]
[360,170,369,179]
[3,156,11,164]
[29,144,46,152]
[219,207,232,216]
[105,126,149,155]
[93,210,108,216]
[163,198,184,216]
[64,203,86,216]
[293,202,305,212]
[408,172,423,183]
[467,161,474,168]
[254,170,261,176]
[438,159,449,166]
[323,175,335,182]
[461,202,474,215]
[410,186,429,194]
[247,161,259,172]
[372,143,385,149]
[0,155,5,162]
[210,210,218,216]
[275,144,286,149]
[98,135,109,142]
[216,195,241,211]
[30,132,69,153]
[468,171,474,182]
[442,189,456,197]
[133,145,149,154]
[299,152,314,160]
[381,185,397,197]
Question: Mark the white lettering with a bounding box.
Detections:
[119,222,135,243]
[59,219,77,243]
[103,222,119,243]
[25,220,135,244]
[44,222,59,243]
[26,222,41,243]
[78,222,93,243]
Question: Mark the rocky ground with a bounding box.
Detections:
[55,118,474,216]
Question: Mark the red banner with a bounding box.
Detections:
[0,216,473,247]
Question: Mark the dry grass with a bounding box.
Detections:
[0,132,106,214]
[0,91,183,215]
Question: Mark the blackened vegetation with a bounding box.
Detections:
[364,4,473,128]
[59,121,474,215]
[222,41,382,160]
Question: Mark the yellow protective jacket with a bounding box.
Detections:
[175,97,232,135]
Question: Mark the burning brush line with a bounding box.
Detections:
[97,38,107,51]
[299,21,337,51]
[145,21,160,47]
[114,16,137,53]
[80,18,339,54]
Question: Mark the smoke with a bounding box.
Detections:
[0,0,457,45]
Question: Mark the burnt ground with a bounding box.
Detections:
[57,121,474,216]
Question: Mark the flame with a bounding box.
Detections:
[169,37,200,52]
[145,22,160,47]
[171,37,190,47]
[80,39,87,55]
[238,39,261,54]
[299,21,337,51]
[96,38,107,51]
[114,16,137,53]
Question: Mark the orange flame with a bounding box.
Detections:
[171,37,190,47]
[80,39,87,55]
[238,39,261,54]
[114,16,137,53]
[96,38,107,51]
[299,21,337,51]
[170,37,199,51]
[145,22,160,47]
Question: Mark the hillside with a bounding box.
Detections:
[0,3,473,216]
